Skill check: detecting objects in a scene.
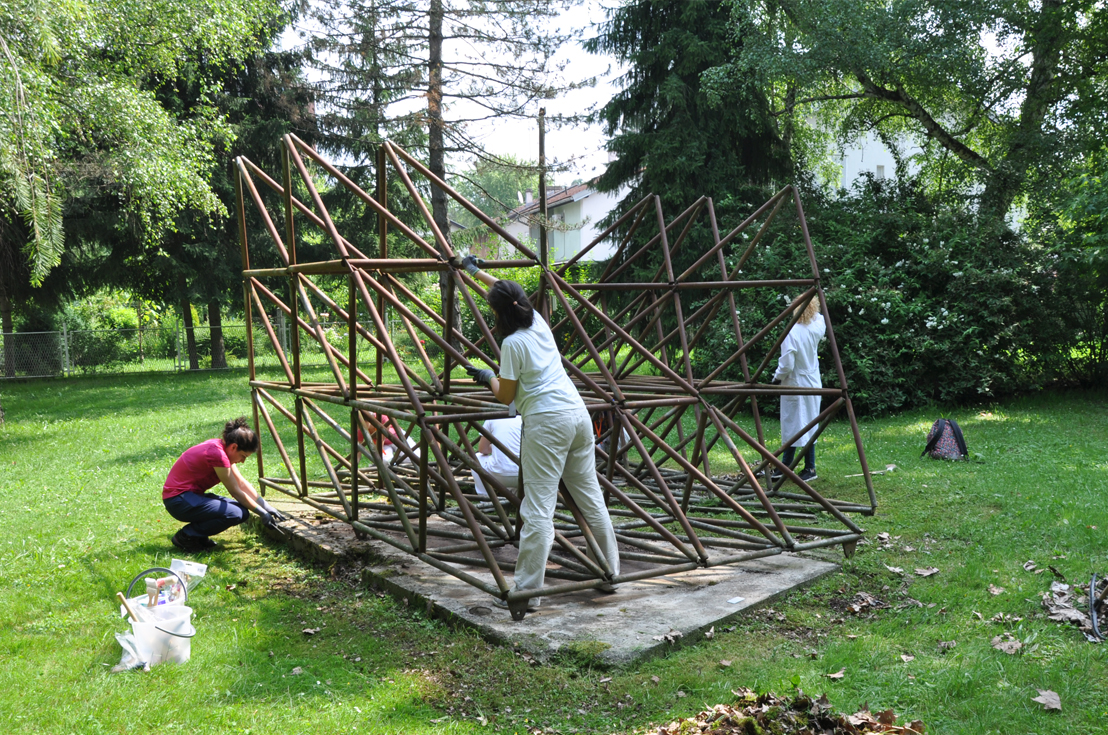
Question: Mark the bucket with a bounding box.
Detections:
[133,605,195,665]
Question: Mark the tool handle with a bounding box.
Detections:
[116,591,139,622]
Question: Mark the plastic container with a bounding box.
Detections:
[133,605,195,665]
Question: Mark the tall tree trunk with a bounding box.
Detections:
[979,0,1064,220]
[0,283,12,379]
[209,300,227,369]
[179,273,199,370]
[427,0,461,346]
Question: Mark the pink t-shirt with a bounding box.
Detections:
[163,438,231,500]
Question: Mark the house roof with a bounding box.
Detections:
[507,179,595,221]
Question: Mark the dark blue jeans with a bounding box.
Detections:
[164,492,248,540]
[782,443,816,472]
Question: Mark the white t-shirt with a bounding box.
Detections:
[482,416,522,475]
[499,316,583,417]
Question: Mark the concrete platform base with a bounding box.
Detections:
[260,502,839,666]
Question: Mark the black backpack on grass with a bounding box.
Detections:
[922,418,968,460]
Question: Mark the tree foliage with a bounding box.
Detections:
[449,154,539,225]
[586,0,789,220]
[712,0,1108,219]
[0,0,281,286]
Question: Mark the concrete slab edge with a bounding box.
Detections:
[257,516,841,668]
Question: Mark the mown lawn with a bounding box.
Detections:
[0,370,1106,734]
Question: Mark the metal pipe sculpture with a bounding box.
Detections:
[235,135,875,620]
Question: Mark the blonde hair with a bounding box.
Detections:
[797,297,821,325]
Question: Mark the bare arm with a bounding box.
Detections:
[472,269,498,288]
[478,435,492,454]
[214,465,263,512]
[467,266,515,403]
[488,376,517,405]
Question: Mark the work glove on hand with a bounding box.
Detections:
[254,508,277,528]
[465,364,495,387]
[771,378,782,385]
[260,498,289,523]
[460,254,486,275]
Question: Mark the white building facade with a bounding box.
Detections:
[502,179,632,264]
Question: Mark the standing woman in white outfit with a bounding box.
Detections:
[460,257,620,609]
[772,297,826,481]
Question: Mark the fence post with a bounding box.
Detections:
[61,324,70,376]
[175,322,181,372]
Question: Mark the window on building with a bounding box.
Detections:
[876,165,886,179]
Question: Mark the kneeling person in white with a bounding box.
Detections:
[473,416,522,497]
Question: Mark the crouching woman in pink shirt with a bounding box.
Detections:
[162,417,287,552]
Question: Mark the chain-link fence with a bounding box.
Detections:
[1,314,431,380]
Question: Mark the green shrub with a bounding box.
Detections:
[688,178,1062,414]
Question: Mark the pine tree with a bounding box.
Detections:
[307,0,588,332]
[585,0,789,225]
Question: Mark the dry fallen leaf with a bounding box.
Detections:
[718,660,732,668]
[676,691,687,698]
[599,677,612,683]
[937,640,957,652]
[651,675,660,684]
[290,666,303,675]
[988,584,1005,595]
[704,625,715,640]
[901,654,915,663]
[991,634,1023,655]
[915,567,940,577]
[1023,560,1037,572]
[825,668,846,679]
[884,564,905,575]
[1031,689,1062,711]
[652,629,683,644]
[302,627,320,636]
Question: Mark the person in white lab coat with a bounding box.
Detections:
[772,297,826,481]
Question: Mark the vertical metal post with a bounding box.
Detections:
[61,324,69,376]
[283,137,309,499]
[376,144,387,389]
[175,322,181,372]
[235,160,265,482]
[418,428,428,553]
[349,273,359,522]
[537,107,549,322]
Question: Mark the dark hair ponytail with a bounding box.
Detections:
[222,417,259,452]
[487,280,535,338]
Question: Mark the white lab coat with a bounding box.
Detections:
[773,314,826,448]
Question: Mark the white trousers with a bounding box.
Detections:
[514,407,620,599]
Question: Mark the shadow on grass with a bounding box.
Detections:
[2,371,258,425]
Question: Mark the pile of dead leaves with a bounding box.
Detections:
[650,688,923,734]
[1041,578,1107,643]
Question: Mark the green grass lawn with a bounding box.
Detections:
[1,370,1106,734]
